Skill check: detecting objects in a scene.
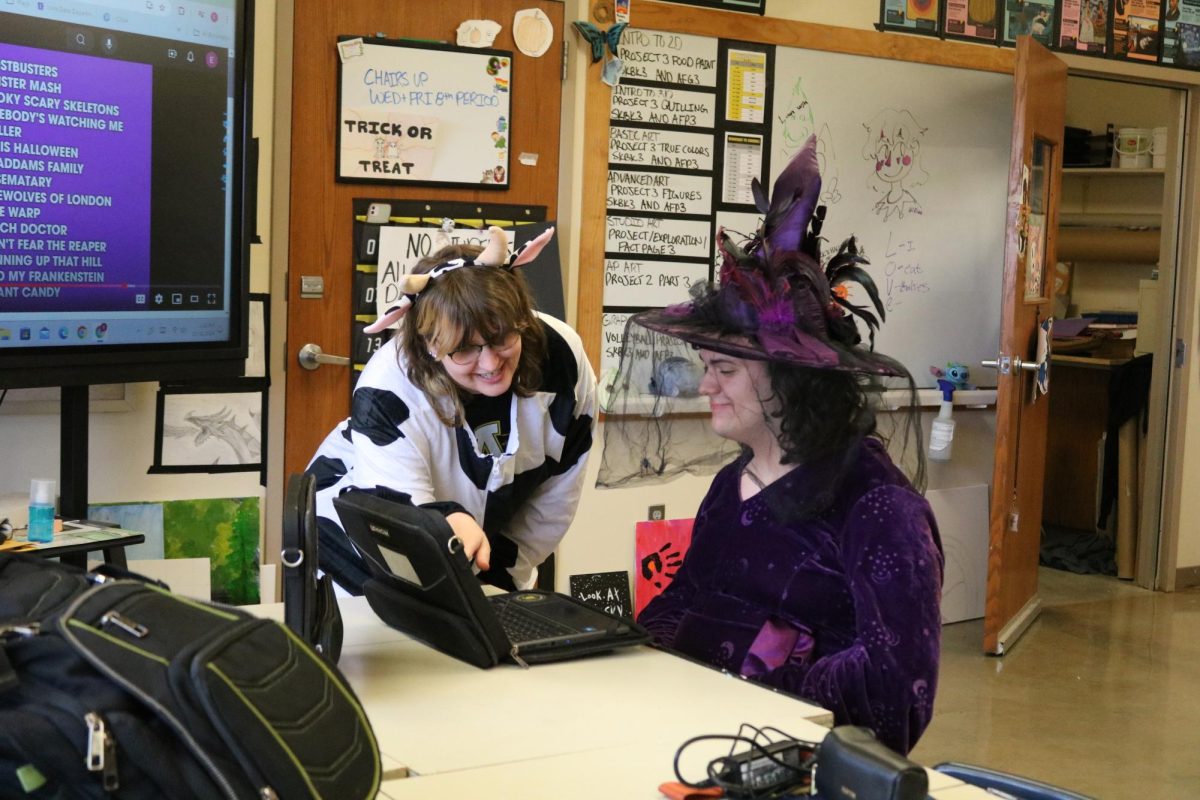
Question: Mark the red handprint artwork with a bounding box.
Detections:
[633,517,695,618]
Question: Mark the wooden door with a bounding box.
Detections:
[282,0,564,482]
[984,36,1066,655]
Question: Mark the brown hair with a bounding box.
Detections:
[399,244,547,426]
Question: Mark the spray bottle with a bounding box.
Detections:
[928,380,957,462]
[928,363,971,462]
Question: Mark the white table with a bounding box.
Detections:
[376,743,998,799]
[250,598,993,798]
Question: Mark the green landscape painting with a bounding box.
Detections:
[162,496,260,605]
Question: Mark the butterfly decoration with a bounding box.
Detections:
[571,21,627,63]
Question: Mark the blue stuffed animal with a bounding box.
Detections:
[929,362,973,390]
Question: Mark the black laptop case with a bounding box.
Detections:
[333,491,649,669]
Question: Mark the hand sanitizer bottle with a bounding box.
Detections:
[28,479,56,543]
[928,380,956,462]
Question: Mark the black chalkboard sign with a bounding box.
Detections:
[569,571,634,621]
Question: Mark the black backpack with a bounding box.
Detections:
[0,552,380,799]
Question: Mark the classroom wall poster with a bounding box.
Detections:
[1003,0,1056,46]
[1112,0,1163,60]
[654,0,766,13]
[1024,213,1047,302]
[726,49,766,123]
[1058,0,1110,54]
[1162,0,1200,67]
[944,0,1001,43]
[722,133,763,205]
[880,0,942,34]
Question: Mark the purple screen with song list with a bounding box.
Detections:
[0,42,151,312]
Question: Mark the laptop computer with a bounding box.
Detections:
[333,490,649,668]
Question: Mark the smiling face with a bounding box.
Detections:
[873,137,916,185]
[435,329,523,397]
[697,349,779,449]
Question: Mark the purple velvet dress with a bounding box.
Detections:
[637,438,943,754]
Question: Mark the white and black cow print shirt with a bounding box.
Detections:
[308,313,597,590]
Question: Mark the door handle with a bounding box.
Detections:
[981,357,1040,374]
[983,319,1052,399]
[298,343,350,371]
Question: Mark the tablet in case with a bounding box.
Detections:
[333,490,649,668]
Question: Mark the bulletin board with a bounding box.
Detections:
[337,38,513,187]
[578,1,1019,394]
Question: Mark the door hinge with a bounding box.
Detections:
[1176,338,1187,368]
[562,40,569,82]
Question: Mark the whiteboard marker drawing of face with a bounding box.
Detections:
[862,108,929,222]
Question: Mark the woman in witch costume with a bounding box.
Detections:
[632,137,943,755]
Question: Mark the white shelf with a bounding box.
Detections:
[1059,167,1164,227]
[1059,213,1161,228]
[884,388,998,410]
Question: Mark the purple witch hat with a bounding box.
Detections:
[632,135,904,377]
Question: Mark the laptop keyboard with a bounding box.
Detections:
[489,596,575,643]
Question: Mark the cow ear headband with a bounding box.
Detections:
[363,225,555,334]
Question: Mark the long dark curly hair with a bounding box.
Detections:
[755,360,925,502]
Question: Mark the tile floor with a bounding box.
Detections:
[911,567,1200,798]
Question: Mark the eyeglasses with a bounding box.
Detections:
[446,331,521,365]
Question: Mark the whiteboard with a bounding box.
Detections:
[596,28,1014,390]
[770,47,1012,388]
[337,39,512,187]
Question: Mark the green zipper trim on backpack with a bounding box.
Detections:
[207,629,381,800]
[144,583,240,621]
[66,619,170,665]
[275,625,380,796]
[15,764,47,793]
[206,661,381,800]
[206,663,324,800]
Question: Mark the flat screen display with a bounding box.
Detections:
[0,0,250,388]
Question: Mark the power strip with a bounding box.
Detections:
[718,740,814,795]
